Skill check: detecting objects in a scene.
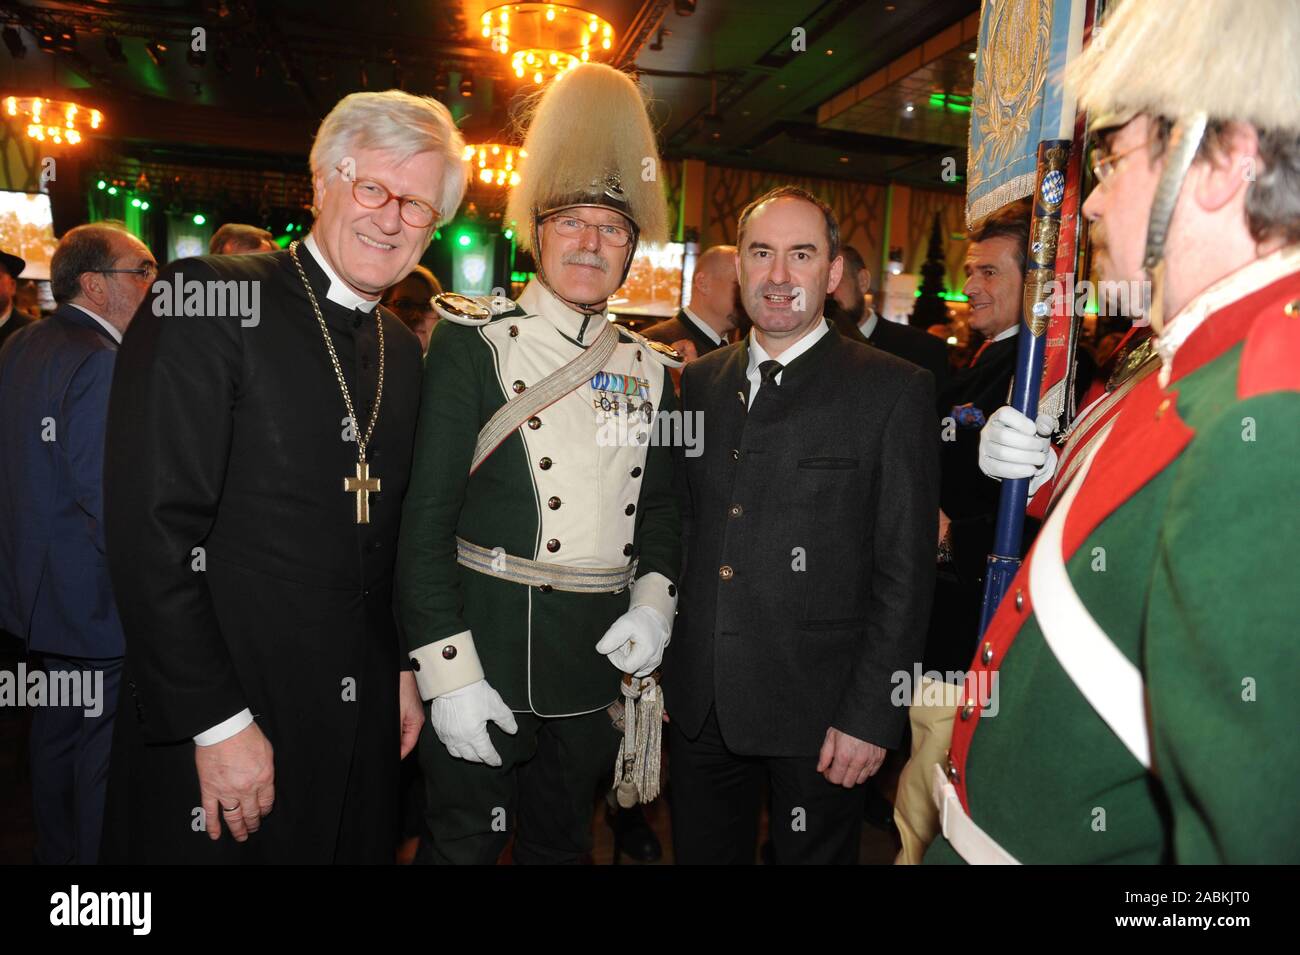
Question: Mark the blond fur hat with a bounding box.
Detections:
[505,63,668,250]
[1067,0,1300,133]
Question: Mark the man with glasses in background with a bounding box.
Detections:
[0,223,154,862]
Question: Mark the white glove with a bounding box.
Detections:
[979,405,1058,495]
[595,605,671,678]
[429,678,518,766]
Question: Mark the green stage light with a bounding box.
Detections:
[96,179,106,190]
[928,93,972,114]
[193,213,206,226]
[140,201,150,211]
[457,233,471,247]
[504,228,514,240]
[107,186,118,195]
[131,197,142,208]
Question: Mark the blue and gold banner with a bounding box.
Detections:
[966,0,1087,227]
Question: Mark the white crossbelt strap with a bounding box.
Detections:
[931,764,1020,865]
[1028,423,1152,768]
[470,318,619,474]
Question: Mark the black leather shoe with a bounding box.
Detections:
[608,804,662,864]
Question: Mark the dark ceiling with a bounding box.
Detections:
[0,0,978,188]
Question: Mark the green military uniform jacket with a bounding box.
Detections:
[925,246,1300,864]
[395,280,681,716]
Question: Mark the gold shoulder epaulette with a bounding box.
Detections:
[433,292,523,326]
[618,325,684,368]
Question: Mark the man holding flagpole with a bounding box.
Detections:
[925,0,1300,864]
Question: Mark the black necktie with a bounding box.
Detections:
[750,359,783,409]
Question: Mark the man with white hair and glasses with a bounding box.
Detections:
[101,90,466,863]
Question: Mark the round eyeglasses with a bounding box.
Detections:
[339,165,439,228]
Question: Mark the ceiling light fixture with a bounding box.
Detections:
[3,95,102,146]
[482,3,615,86]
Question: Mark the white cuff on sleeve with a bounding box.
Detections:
[409,630,485,701]
[630,570,678,624]
[194,708,254,746]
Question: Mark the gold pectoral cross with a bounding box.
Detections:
[344,459,381,524]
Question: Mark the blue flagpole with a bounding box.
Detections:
[977,140,1072,636]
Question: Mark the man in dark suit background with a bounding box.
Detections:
[0,249,33,352]
[640,244,739,360]
[667,186,939,864]
[0,223,155,863]
[825,244,950,393]
[927,201,1032,675]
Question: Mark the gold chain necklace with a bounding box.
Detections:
[289,240,386,524]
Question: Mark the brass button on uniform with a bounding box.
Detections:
[538,584,552,594]
[719,565,734,580]
[635,350,642,361]
[546,538,561,553]
[667,584,676,597]
[548,496,561,510]
[1014,588,1024,611]
[729,504,743,518]
[539,457,552,470]
[623,543,633,557]
[527,416,542,430]
[630,466,641,478]
[509,325,519,337]
[948,762,960,784]
[982,642,994,665]
[441,645,457,660]
[409,657,421,671]
[625,503,635,515]
[960,700,976,721]
[512,379,526,394]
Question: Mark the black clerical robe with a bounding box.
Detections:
[100,246,423,863]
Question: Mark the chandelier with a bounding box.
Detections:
[481,3,615,85]
[4,96,102,146]
[464,144,526,188]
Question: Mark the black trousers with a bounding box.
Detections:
[29,653,122,865]
[669,707,863,865]
[420,707,620,865]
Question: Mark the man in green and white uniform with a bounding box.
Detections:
[396,63,681,864]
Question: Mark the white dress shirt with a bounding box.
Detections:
[745,317,831,408]
[67,303,123,344]
[302,234,380,312]
[682,306,724,347]
[857,308,879,340]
